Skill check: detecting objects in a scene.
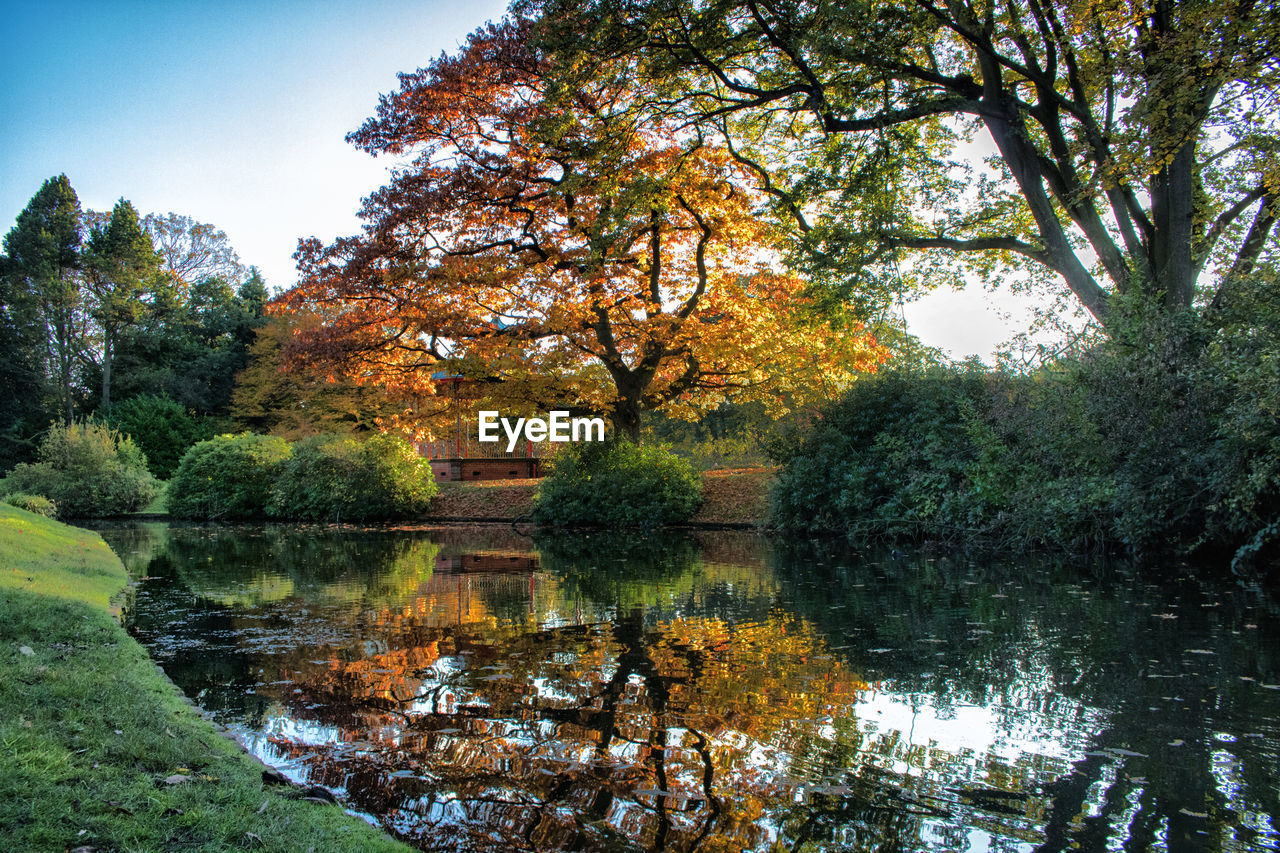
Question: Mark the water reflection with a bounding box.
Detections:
[95,522,1280,852]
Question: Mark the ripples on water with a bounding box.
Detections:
[95,522,1280,852]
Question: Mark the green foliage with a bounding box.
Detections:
[2,175,266,447]
[771,295,1280,565]
[769,368,988,536]
[166,433,290,520]
[85,199,164,409]
[643,402,775,470]
[533,440,702,527]
[105,394,213,479]
[2,174,86,427]
[110,271,268,415]
[267,433,437,522]
[2,493,57,517]
[0,421,157,518]
[169,432,437,522]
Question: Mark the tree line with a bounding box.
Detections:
[0,175,271,470]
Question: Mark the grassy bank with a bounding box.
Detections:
[0,504,411,852]
[426,478,538,520]
[422,467,775,526]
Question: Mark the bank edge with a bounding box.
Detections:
[0,504,413,853]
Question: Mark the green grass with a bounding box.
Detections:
[136,479,168,514]
[0,504,412,852]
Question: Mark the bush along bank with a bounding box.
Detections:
[770,305,1280,569]
[0,503,412,852]
[0,421,157,518]
[166,432,437,522]
[532,439,703,527]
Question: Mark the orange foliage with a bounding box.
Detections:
[283,19,885,436]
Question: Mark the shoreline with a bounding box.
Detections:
[0,504,413,852]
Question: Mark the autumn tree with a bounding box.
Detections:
[231,312,417,438]
[285,19,883,438]
[524,0,1280,330]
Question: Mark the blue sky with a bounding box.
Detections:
[1,0,1038,360]
[1,1,508,285]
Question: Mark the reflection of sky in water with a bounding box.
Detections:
[854,689,1104,766]
[103,523,1280,852]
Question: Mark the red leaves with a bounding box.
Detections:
[282,18,885,426]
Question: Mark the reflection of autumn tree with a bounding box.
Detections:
[259,585,868,851]
[110,524,1280,852]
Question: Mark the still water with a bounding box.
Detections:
[95,522,1279,852]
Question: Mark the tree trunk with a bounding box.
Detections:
[54,311,73,425]
[611,395,642,442]
[101,333,112,411]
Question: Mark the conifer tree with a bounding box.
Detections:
[2,174,85,424]
[85,198,164,410]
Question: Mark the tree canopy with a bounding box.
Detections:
[284,19,883,437]
[142,212,247,291]
[2,174,86,428]
[85,199,165,409]
[524,0,1280,328]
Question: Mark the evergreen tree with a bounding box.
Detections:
[110,269,269,415]
[84,198,164,410]
[2,174,86,427]
[0,252,48,467]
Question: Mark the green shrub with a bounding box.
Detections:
[167,434,291,520]
[769,293,1280,564]
[2,492,58,517]
[267,433,437,522]
[106,394,214,479]
[768,367,989,535]
[0,421,157,518]
[533,440,702,527]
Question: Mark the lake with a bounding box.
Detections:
[94,522,1280,852]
